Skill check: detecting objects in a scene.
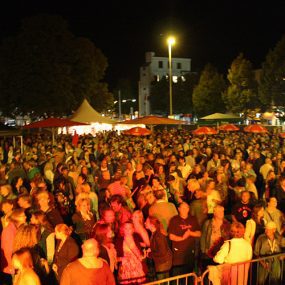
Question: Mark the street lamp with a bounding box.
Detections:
[167,36,175,116]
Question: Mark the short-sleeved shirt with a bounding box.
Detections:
[232,202,253,225]
[168,215,200,266]
[60,259,115,285]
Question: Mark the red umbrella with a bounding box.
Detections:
[120,115,185,125]
[23,117,88,128]
[23,118,88,144]
[192,126,217,135]
[218,124,240,131]
[279,132,285,138]
[122,127,152,136]
[243,125,268,133]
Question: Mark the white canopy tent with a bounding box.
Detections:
[60,99,143,135]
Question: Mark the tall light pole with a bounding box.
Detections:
[118,90,122,121]
[167,36,175,116]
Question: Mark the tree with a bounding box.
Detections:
[0,15,113,118]
[259,35,285,107]
[150,76,170,115]
[192,64,226,117]
[223,53,259,114]
[150,73,198,115]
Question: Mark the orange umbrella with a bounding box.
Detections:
[23,117,88,128]
[192,126,217,135]
[120,115,185,125]
[218,124,240,131]
[244,125,268,133]
[122,127,152,136]
[279,132,285,138]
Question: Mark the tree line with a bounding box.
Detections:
[150,35,285,118]
[0,15,114,119]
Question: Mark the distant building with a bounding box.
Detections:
[138,52,191,116]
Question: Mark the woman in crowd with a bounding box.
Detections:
[0,208,26,284]
[92,223,117,272]
[145,216,172,281]
[116,221,146,284]
[244,205,266,245]
[154,163,166,186]
[13,224,49,285]
[30,210,55,265]
[52,223,80,282]
[11,176,28,196]
[213,222,253,285]
[132,210,150,248]
[263,170,278,199]
[75,182,98,219]
[72,197,96,242]
[1,198,15,229]
[12,248,41,285]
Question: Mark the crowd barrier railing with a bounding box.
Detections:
[143,272,199,285]
[143,252,285,285]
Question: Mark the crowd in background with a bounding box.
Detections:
[0,128,285,285]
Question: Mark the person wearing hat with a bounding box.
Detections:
[254,221,285,284]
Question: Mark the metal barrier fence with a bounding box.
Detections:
[143,253,285,285]
[143,272,199,285]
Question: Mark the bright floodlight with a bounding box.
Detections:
[167,36,175,46]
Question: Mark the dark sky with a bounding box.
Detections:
[1,0,285,88]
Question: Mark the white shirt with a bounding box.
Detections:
[214,238,252,264]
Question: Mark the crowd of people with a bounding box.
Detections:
[0,128,285,285]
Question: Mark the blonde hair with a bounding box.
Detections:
[76,197,91,211]
[13,224,38,252]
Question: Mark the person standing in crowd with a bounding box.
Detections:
[254,221,285,285]
[12,248,41,285]
[145,216,173,281]
[1,199,15,229]
[109,194,131,224]
[232,190,254,225]
[115,221,147,285]
[205,179,222,217]
[52,223,80,282]
[72,197,96,243]
[168,202,201,279]
[200,205,231,271]
[244,205,266,245]
[1,208,26,285]
[36,190,64,228]
[60,238,115,285]
[213,222,252,285]
[132,210,150,248]
[263,197,285,235]
[92,223,117,272]
[13,224,49,285]
[275,175,285,213]
[30,210,55,265]
[149,189,178,236]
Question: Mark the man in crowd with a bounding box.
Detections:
[60,238,115,285]
[168,202,201,279]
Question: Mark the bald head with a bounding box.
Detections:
[82,238,99,257]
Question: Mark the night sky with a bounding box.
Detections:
[1,0,285,88]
